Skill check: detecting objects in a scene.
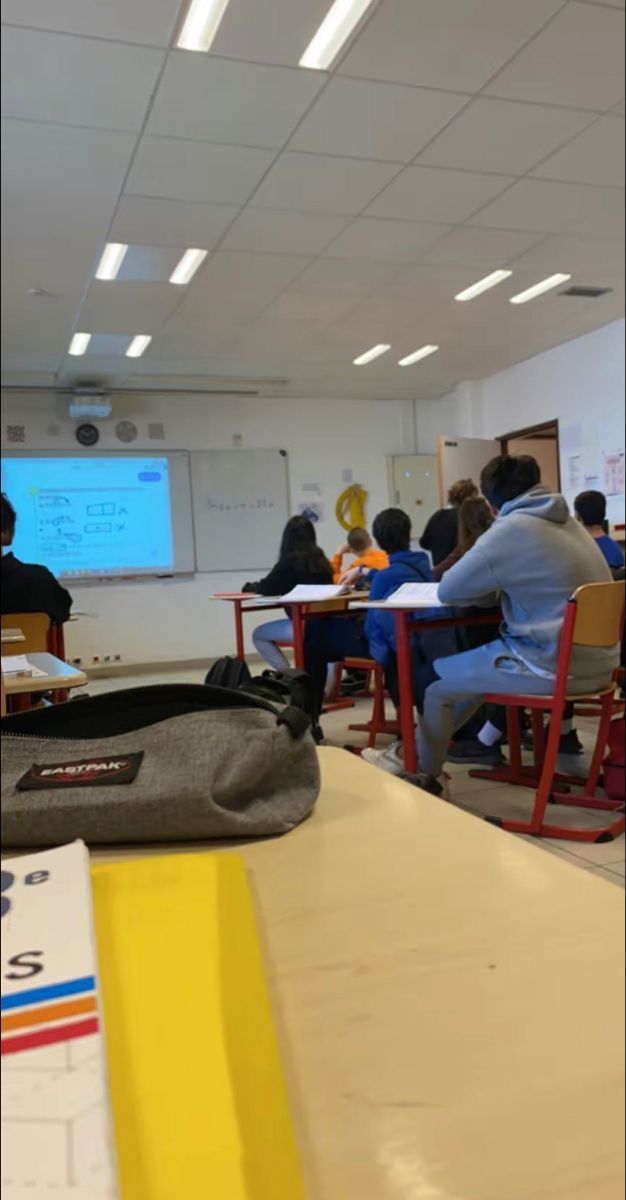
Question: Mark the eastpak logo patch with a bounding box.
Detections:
[16,752,144,791]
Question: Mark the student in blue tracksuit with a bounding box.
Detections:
[303,509,456,728]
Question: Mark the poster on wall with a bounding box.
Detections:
[603,450,625,498]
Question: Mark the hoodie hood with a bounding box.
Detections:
[499,485,570,525]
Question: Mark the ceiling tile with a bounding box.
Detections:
[175,251,313,319]
[290,79,468,164]
[0,0,181,46]
[420,226,544,267]
[531,116,625,186]
[339,0,564,92]
[469,177,626,237]
[1,27,164,132]
[1,119,135,247]
[418,98,595,175]
[366,165,514,223]
[253,153,400,215]
[147,53,324,150]
[211,0,334,67]
[77,280,182,332]
[221,209,350,255]
[486,2,625,111]
[322,217,450,262]
[578,0,624,7]
[506,234,625,275]
[124,138,275,205]
[109,196,240,248]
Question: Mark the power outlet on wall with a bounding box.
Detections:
[71,656,83,666]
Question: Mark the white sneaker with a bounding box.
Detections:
[361,741,405,776]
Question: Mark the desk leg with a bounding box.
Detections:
[292,607,305,670]
[396,611,417,775]
[234,602,246,662]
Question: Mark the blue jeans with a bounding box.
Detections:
[252,618,293,670]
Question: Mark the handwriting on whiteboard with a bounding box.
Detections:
[206,498,276,512]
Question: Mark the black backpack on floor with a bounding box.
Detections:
[204,661,321,741]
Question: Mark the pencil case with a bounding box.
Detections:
[0,683,320,847]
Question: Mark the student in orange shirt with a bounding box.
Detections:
[331,527,388,583]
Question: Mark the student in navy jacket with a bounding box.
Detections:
[304,509,456,719]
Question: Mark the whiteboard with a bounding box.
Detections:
[191,449,290,572]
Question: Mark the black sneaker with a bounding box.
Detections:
[404,773,449,799]
[558,729,585,756]
[446,738,505,766]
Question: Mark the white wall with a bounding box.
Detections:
[416,320,626,522]
[1,391,410,666]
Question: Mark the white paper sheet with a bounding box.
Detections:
[280,584,349,602]
[383,582,445,608]
[1,655,48,678]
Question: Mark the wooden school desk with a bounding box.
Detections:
[214,593,367,668]
[2,651,87,697]
[98,749,625,1200]
[353,600,501,773]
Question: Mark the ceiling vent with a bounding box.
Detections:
[561,285,613,298]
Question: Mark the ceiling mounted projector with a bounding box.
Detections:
[67,388,113,420]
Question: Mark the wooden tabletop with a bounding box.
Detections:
[2,651,88,695]
[98,748,625,1199]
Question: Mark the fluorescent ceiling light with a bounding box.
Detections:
[95,242,128,281]
[169,248,209,286]
[300,0,376,70]
[455,269,513,302]
[177,0,231,51]
[510,273,571,305]
[353,343,391,366]
[68,332,91,357]
[126,335,152,359]
[399,345,439,367]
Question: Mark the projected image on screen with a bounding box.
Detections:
[2,456,174,579]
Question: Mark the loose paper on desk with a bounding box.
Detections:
[281,584,349,602]
[385,582,445,608]
[1,841,119,1200]
[0,655,47,678]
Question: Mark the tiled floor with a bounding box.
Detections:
[81,666,625,888]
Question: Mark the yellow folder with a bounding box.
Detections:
[91,852,304,1200]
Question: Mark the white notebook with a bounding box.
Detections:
[382,582,445,608]
[280,584,349,602]
[1,842,119,1199]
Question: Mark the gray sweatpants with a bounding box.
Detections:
[417,639,607,778]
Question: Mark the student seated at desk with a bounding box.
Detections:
[305,508,457,729]
[1,493,72,625]
[331,527,388,583]
[420,478,478,567]
[243,515,333,671]
[406,455,617,798]
[574,490,625,572]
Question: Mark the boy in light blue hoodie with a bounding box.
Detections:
[412,456,617,797]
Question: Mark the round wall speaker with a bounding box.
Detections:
[116,420,138,443]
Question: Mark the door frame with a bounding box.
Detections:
[498,419,562,489]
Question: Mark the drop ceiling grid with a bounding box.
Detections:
[0,0,624,397]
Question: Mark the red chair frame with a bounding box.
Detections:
[473,587,625,843]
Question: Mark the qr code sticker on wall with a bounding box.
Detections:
[6,424,26,443]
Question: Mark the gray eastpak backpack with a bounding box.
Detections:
[1,684,320,848]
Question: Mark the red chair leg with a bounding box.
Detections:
[488,703,563,836]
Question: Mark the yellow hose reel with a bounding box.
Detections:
[335,484,368,532]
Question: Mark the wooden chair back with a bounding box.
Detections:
[571,582,625,648]
[1,612,51,654]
